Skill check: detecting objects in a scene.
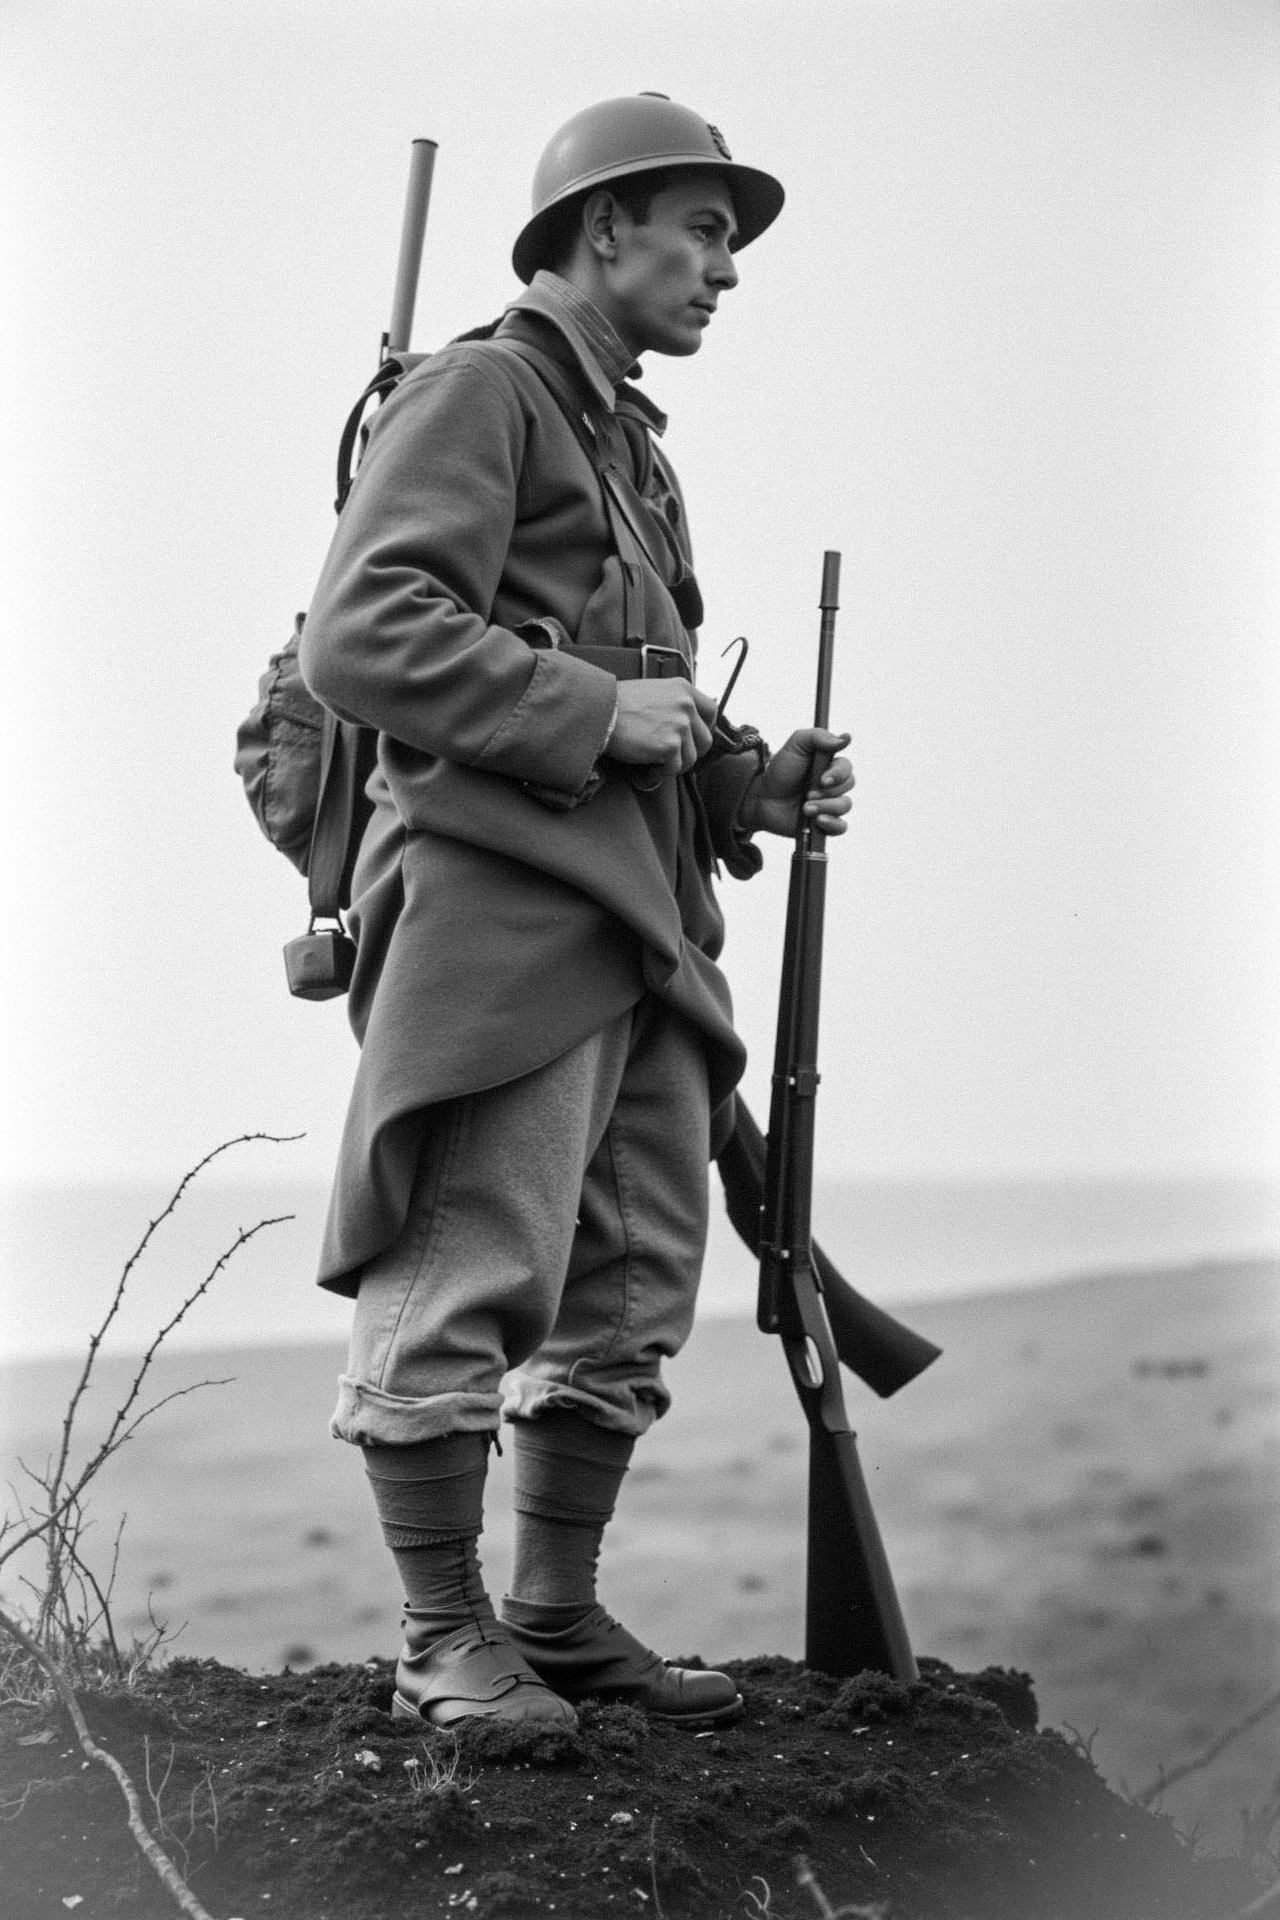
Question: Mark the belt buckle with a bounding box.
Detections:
[640,644,686,680]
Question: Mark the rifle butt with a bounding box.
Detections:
[805,1424,918,1681]
[815,1245,942,1398]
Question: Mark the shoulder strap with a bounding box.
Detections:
[488,335,652,649]
[490,336,666,569]
[334,350,432,514]
[306,712,378,919]
[488,333,704,652]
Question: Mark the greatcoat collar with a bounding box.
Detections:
[505,271,668,436]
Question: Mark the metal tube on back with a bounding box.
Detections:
[386,138,438,356]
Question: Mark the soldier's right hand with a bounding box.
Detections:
[606,680,718,775]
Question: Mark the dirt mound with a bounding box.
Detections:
[2,1654,1260,1918]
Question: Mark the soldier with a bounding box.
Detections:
[299,93,854,1729]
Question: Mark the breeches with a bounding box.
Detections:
[330,996,711,1445]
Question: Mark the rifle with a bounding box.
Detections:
[751,551,922,1680]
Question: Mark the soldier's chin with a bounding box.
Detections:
[652,321,705,358]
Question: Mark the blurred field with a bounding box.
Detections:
[2,1259,1276,1855]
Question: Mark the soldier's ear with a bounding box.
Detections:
[582,190,621,259]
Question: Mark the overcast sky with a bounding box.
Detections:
[2,0,1277,1195]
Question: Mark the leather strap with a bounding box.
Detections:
[569,642,689,681]
[489,332,696,671]
[306,711,377,920]
[334,350,432,513]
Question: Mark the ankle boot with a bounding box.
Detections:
[393,1608,578,1728]
[500,1598,741,1727]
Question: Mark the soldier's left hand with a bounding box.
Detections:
[740,728,854,838]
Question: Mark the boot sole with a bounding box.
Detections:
[635,1693,744,1729]
[562,1687,745,1728]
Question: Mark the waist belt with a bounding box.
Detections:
[568,642,690,681]
[517,618,691,684]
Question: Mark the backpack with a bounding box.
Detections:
[235,328,707,1001]
[234,351,427,999]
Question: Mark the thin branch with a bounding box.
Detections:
[0,1373,239,1590]
[796,1856,837,1920]
[204,1764,219,1853]
[39,1491,123,1677]
[106,1377,238,1458]
[1,1272,280,1582]
[146,1736,189,1875]
[795,1856,886,1920]
[1,1338,261,1577]
[145,1734,177,1819]
[47,1134,301,1510]
[1,1778,45,1821]
[1135,1690,1280,1807]
[78,1516,127,1676]
[0,1602,215,1920]
[0,1638,45,1708]
[72,1215,292,1487]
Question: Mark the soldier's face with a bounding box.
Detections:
[608,177,740,358]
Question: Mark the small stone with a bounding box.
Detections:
[609,1811,634,1827]
[444,1862,464,1874]
[354,1749,382,1772]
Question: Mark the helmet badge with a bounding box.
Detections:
[705,122,732,160]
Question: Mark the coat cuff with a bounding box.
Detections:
[474,644,620,795]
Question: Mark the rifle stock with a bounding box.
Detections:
[714,1099,940,1398]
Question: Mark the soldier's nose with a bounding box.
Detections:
[712,251,739,291]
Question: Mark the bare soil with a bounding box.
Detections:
[2,1654,1262,1920]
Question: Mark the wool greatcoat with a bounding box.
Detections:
[299,271,766,1298]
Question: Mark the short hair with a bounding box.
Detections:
[542,166,724,275]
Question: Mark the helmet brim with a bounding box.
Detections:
[512,157,785,285]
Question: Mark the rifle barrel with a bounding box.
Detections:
[386,138,438,356]
[814,549,840,729]
[758,553,841,1335]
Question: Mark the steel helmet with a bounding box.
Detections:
[512,93,785,285]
